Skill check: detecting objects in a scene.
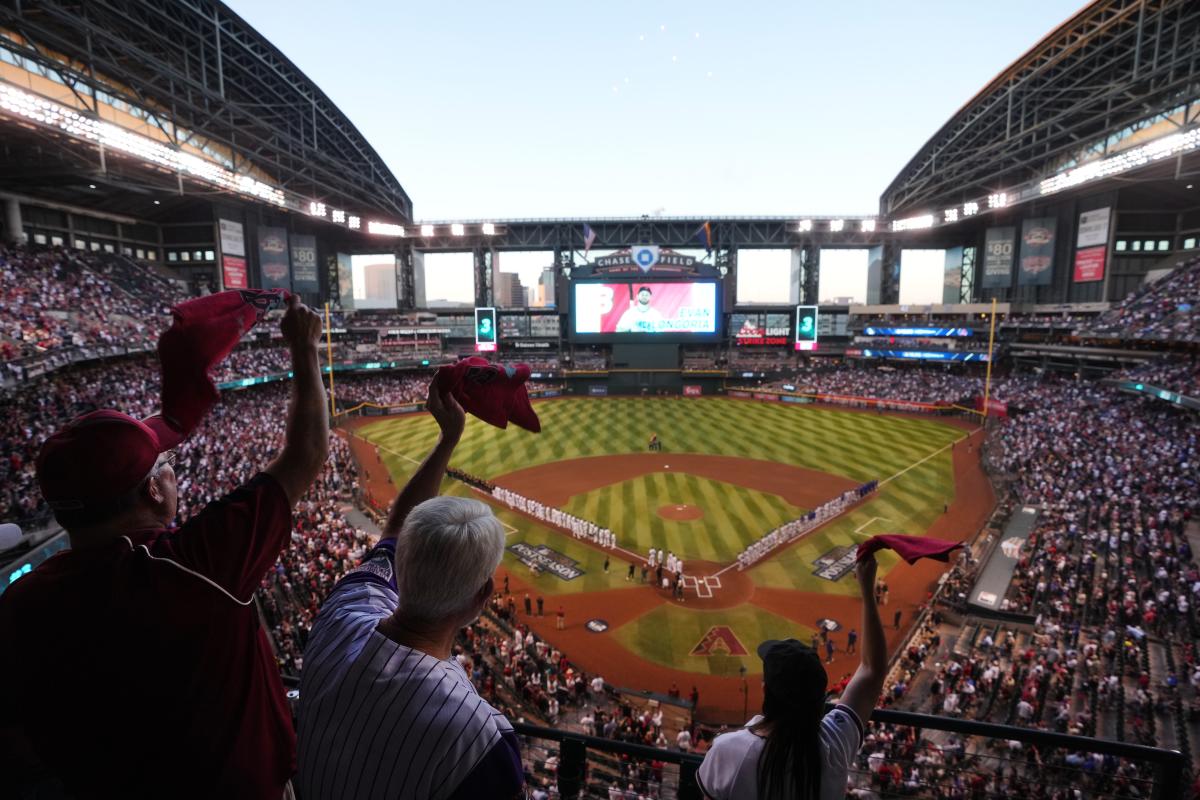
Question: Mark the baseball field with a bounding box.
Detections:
[345,396,992,722]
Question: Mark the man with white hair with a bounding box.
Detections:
[296,376,522,800]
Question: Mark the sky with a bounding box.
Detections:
[230,0,1085,304]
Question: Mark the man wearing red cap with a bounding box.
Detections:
[0,294,328,799]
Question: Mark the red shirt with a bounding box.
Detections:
[0,473,294,799]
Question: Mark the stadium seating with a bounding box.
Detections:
[1077,255,1200,342]
[4,246,1199,796]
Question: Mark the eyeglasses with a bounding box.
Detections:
[153,450,177,473]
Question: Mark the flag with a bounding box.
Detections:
[583,223,597,257]
[692,221,713,253]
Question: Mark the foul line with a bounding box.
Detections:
[879,429,980,487]
[854,516,891,534]
[352,432,423,466]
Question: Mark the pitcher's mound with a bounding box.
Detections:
[657,504,704,521]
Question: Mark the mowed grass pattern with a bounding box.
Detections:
[359,397,962,483]
[562,473,805,563]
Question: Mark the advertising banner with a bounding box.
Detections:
[290,234,319,292]
[683,385,702,397]
[221,255,248,290]
[588,385,608,397]
[257,226,291,290]
[1073,246,1106,283]
[732,313,790,346]
[1076,207,1111,248]
[976,396,1009,418]
[942,247,963,304]
[336,253,354,310]
[218,219,245,257]
[1018,218,1057,286]
[982,228,1015,288]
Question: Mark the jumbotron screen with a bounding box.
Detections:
[571,281,720,341]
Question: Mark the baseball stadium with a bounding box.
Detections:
[0,1,1198,799]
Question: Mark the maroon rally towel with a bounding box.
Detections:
[436,357,541,433]
[856,534,963,565]
[148,289,288,441]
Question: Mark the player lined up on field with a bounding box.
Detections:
[491,485,618,549]
[736,481,878,570]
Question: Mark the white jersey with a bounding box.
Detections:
[697,705,864,800]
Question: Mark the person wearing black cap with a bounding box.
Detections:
[697,554,887,799]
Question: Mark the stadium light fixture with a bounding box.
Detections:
[482,222,496,235]
[88,183,96,189]
[987,193,1008,209]
[944,208,959,223]
[421,224,435,237]
[861,219,876,232]
[829,219,845,232]
[367,221,406,237]
[451,223,465,236]
[1040,128,1200,196]
[309,201,326,218]
[891,214,935,232]
[963,202,979,217]
[331,209,346,224]
[797,219,813,232]
[348,215,361,230]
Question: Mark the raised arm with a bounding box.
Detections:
[380,374,466,542]
[838,554,887,726]
[265,295,329,505]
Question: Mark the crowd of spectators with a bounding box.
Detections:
[0,245,176,362]
[1116,358,1200,398]
[5,275,1200,797]
[455,595,693,798]
[1077,255,1200,342]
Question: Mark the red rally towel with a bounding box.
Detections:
[147,289,288,442]
[436,357,541,433]
[856,534,963,565]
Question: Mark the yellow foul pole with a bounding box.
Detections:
[324,303,336,418]
[982,297,998,419]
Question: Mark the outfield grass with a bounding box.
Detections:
[611,604,817,677]
[359,397,963,483]
[562,473,805,563]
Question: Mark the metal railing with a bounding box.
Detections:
[511,705,1187,800]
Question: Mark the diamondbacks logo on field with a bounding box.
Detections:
[690,626,749,657]
[812,545,857,581]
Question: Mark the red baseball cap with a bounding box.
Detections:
[36,410,183,520]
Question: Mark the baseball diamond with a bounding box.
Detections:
[346,396,991,719]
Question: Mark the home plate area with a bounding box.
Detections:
[683,573,721,598]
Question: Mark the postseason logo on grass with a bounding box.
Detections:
[813,546,858,581]
[508,543,585,581]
